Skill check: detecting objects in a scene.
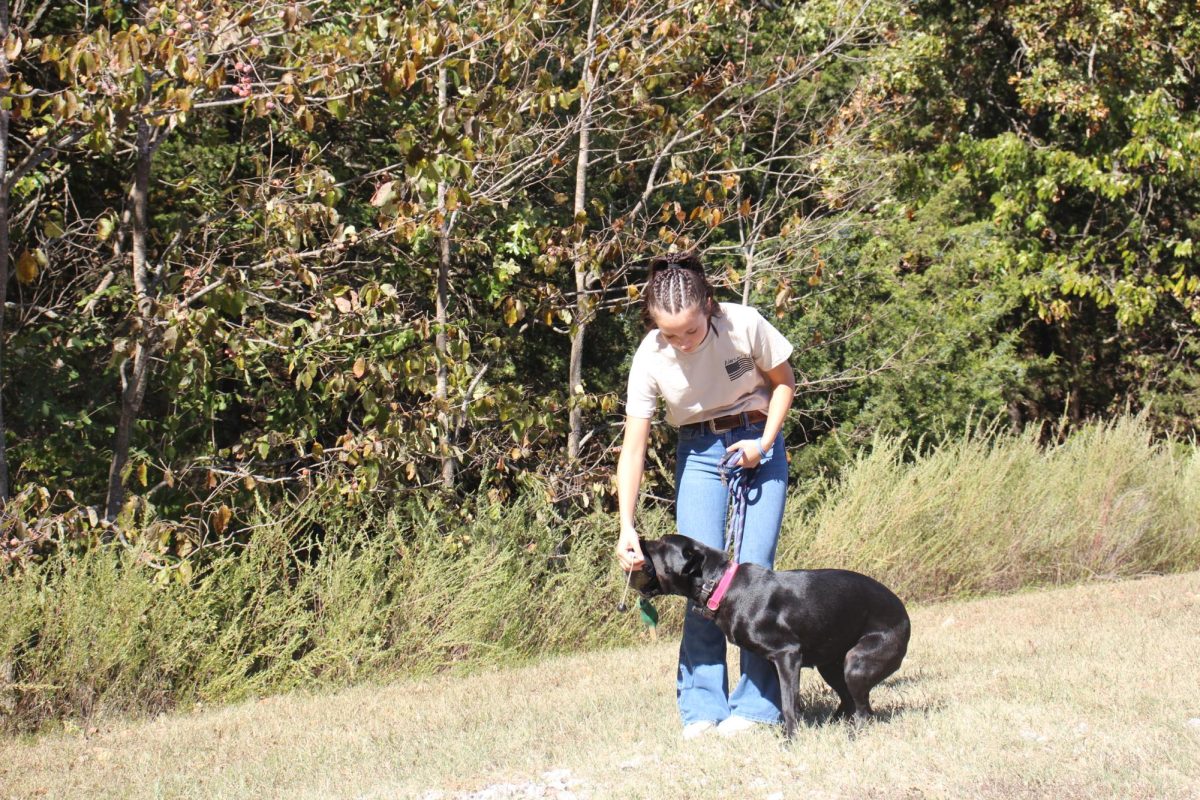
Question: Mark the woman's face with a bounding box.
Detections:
[653,305,709,353]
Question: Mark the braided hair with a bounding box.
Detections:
[641,252,722,331]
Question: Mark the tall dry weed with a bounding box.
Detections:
[778,414,1200,599]
[1,414,1197,734]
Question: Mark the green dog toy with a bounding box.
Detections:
[638,597,659,627]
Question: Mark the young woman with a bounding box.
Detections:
[615,252,796,739]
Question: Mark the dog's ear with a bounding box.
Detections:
[681,545,705,578]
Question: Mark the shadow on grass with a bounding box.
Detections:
[788,670,941,731]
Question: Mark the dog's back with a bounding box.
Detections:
[783,568,908,624]
[764,567,910,669]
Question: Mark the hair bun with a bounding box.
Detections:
[646,251,703,274]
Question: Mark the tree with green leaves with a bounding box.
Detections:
[872,0,1200,432]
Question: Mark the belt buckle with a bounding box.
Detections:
[709,414,737,434]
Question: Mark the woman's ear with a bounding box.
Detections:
[681,546,705,578]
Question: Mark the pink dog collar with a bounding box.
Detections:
[705,562,739,614]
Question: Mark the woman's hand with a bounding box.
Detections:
[726,361,794,469]
[616,525,645,572]
[726,437,766,468]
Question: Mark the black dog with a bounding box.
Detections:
[631,534,910,736]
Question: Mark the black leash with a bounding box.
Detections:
[719,448,753,562]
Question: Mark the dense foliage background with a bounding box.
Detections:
[2,0,1193,557]
[0,0,1198,732]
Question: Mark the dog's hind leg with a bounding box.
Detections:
[817,661,855,721]
[773,649,804,738]
[843,631,904,721]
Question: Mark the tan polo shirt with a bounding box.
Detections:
[625,302,794,427]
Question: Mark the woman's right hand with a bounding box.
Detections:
[616,525,645,572]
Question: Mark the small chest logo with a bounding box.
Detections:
[724,356,754,381]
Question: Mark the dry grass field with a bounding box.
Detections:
[3,570,1200,800]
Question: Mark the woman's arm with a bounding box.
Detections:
[729,359,795,467]
[615,415,652,570]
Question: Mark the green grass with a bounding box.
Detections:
[1,414,1198,735]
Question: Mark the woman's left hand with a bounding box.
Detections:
[726,438,765,468]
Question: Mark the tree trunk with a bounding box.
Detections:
[105,342,154,520]
[742,245,755,305]
[567,0,601,463]
[0,0,12,503]
[435,65,456,489]
[105,5,157,520]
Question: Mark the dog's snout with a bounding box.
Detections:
[628,558,662,597]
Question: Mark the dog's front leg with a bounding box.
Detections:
[773,649,804,738]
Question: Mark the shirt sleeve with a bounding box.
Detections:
[624,344,659,419]
[750,307,794,370]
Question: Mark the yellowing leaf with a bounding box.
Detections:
[137,462,148,487]
[503,299,521,326]
[96,215,116,242]
[15,250,38,284]
[213,504,232,534]
[369,180,396,208]
[5,34,23,61]
[353,357,366,378]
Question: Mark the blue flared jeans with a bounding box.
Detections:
[674,419,788,726]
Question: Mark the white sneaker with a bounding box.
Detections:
[716,716,761,737]
[682,720,716,740]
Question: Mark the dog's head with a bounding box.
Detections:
[629,534,726,601]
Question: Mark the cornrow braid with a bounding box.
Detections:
[641,252,722,330]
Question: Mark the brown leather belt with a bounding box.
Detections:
[682,409,767,434]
